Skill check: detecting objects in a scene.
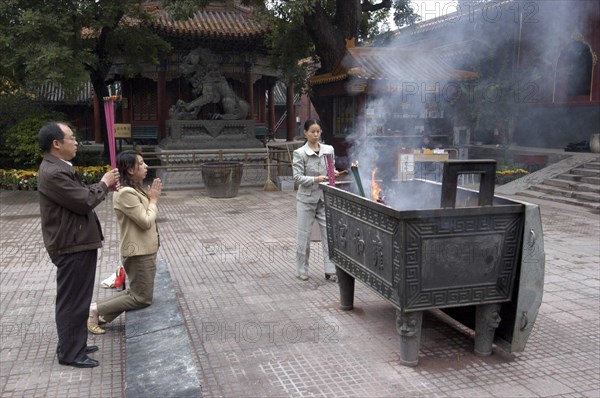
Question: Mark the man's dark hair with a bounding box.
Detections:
[38,122,66,153]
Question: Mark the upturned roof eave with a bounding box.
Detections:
[310,47,479,87]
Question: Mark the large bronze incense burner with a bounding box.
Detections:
[320,160,544,366]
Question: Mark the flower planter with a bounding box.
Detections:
[495,170,528,185]
[201,162,244,198]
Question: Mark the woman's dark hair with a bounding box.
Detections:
[38,122,68,153]
[116,150,145,193]
[303,119,322,131]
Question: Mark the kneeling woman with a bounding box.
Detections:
[88,150,162,334]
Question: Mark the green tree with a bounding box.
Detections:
[249,0,418,131]
[1,0,417,150]
[253,1,417,78]
[0,0,210,157]
[4,112,65,168]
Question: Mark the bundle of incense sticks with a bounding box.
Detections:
[350,161,366,197]
[325,154,336,187]
[103,97,116,169]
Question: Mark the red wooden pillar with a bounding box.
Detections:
[121,81,131,123]
[357,94,366,140]
[93,92,102,143]
[258,79,266,123]
[157,65,167,141]
[286,83,296,141]
[268,81,276,135]
[246,68,255,120]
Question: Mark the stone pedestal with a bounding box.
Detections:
[156,119,266,190]
[161,120,262,149]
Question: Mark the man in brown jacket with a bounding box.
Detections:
[37,122,119,368]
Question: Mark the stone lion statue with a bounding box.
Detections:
[169,47,250,120]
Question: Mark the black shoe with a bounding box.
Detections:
[56,346,99,356]
[58,356,99,368]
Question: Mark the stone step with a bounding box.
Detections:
[571,168,600,177]
[543,178,600,193]
[558,173,600,185]
[582,161,600,170]
[529,184,600,202]
[515,191,600,211]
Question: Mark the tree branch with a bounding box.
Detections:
[361,0,392,12]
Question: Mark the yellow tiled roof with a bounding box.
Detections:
[310,46,478,86]
[145,1,267,39]
[346,47,478,81]
[309,72,348,85]
[82,1,266,40]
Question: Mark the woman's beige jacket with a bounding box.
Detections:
[113,186,159,258]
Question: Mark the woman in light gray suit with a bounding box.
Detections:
[292,119,341,282]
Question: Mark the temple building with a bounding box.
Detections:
[310,0,599,157]
[90,0,282,145]
[309,41,479,158]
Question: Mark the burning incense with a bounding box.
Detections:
[350,161,366,197]
[325,154,336,187]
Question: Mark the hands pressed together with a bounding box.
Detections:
[147,178,162,203]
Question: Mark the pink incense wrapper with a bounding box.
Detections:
[325,154,336,187]
[103,97,116,169]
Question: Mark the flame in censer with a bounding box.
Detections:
[371,167,381,202]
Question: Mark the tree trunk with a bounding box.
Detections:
[88,25,118,159]
[90,72,110,159]
[303,1,362,127]
[335,0,361,38]
[303,2,360,73]
[286,83,296,141]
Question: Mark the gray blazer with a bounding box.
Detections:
[292,142,335,204]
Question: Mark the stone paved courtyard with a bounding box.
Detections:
[1,185,599,397]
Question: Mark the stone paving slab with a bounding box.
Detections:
[0,191,126,398]
[1,182,599,397]
[125,258,201,397]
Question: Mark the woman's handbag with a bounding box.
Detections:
[114,265,126,289]
[101,265,126,289]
